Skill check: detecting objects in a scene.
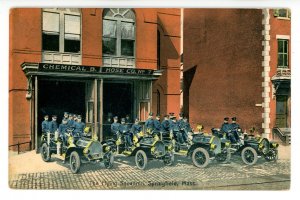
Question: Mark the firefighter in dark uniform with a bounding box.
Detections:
[73,115,85,137]
[58,118,69,146]
[125,114,132,128]
[131,118,142,136]
[221,117,236,143]
[181,116,192,142]
[73,114,78,123]
[168,112,175,128]
[230,117,241,142]
[119,118,133,149]
[161,115,170,133]
[63,112,69,120]
[67,113,75,128]
[111,116,120,140]
[153,114,161,136]
[177,112,184,129]
[49,115,58,133]
[170,116,184,144]
[41,114,51,134]
[145,112,154,134]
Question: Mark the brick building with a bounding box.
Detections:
[183,9,291,141]
[9,8,181,150]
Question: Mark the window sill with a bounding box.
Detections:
[275,17,291,21]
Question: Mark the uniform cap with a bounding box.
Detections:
[121,118,126,122]
[169,112,175,116]
[77,115,82,119]
[113,116,118,120]
[224,117,229,121]
[73,114,78,117]
[64,112,69,115]
[44,114,49,117]
[232,117,237,121]
[52,115,57,118]
[135,118,140,122]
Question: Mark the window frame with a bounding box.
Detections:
[277,39,289,68]
[102,9,136,59]
[42,9,82,54]
[274,9,291,20]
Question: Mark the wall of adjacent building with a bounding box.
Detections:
[183,9,264,132]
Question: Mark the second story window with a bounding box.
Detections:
[102,9,136,58]
[277,39,289,68]
[42,9,81,53]
[274,9,291,19]
[42,12,60,51]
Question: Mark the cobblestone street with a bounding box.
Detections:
[9,146,290,190]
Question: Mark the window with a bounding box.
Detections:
[42,12,60,51]
[277,39,289,68]
[102,9,135,57]
[42,9,81,53]
[274,9,291,19]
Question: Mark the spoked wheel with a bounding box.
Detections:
[69,151,81,173]
[216,148,231,164]
[135,150,148,170]
[241,147,258,165]
[41,143,51,162]
[192,147,210,168]
[264,149,278,162]
[163,152,175,166]
[104,152,114,169]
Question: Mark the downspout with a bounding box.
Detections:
[180,8,184,110]
[262,9,271,139]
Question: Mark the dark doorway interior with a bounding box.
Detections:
[103,82,133,139]
[38,80,86,139]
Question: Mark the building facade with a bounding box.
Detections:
[183,9,291,141]
[9,8,181,150]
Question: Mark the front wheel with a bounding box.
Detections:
[135,150,148,170]
[41,143,51,162]
[104,152,114,169]
[264,149,278,162]
[69,151,81,173]
[216,149,231,164]
[192,147,210,168]
[241,146,258,165]
[164,152,175,166]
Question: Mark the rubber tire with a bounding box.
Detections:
[192,147,210,168]
[135,150,148,170]
[216,149,231,164]
[104,152,114,169]
[41,143,51,162]
[241,146,258,165]
[164,152,175,166]
[69,151,81,174]
[265,149,278,162]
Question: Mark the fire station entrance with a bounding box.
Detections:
[21,62,161,151]
[37,79,86,147]
[102,82,134,139]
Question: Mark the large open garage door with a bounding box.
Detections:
[102,81,134,140]
[37,80,86,148]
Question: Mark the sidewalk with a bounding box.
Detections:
[9,150,67,178]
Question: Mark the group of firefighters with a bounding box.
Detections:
[109,112,193,149]
[41,112,86,146]
[41,110,242,148]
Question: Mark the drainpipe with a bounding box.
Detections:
[180,8,184,111]
[262,9,271,139]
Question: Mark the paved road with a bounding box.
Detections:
[9,152,290,190]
